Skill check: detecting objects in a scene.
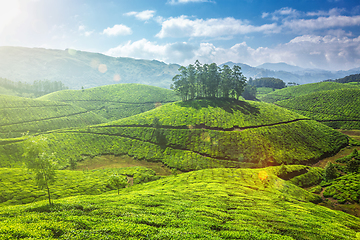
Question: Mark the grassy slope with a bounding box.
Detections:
[38,84,181,121]
[275,88,360,129]
[0,98,348,170]
[0,95,107,138]
[0,167,159,207]
[0,167,359,239]
[260,82,360,103]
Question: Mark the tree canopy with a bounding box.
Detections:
[171,61,247,101]
[248,77,286,89]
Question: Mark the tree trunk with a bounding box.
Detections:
[46,185,52,205]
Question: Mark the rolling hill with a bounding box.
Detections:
[260,82,360,103]
[38,83,181,121]
[275,88,360,130]
[0,98,348,170]
[0,95,107,139]
[0,166,359,239]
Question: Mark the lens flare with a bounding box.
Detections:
[113,74,121,81]
[258,170,268,181]
[98,64,107,73]
[67,49,77,56]
[90,59,100,69]
[201,132,211,142]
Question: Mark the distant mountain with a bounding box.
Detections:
[222,61,360,85]
[256,62,306,73]
[0,46,359,89]
[0,46,180,89]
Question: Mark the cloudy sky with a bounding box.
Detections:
[1,0,360,71]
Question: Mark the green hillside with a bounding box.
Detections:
[275,88,360,129]
[0,95,107,138]
[0,167,159,207]
[260,82,360,103]
[0,98,348,170]
[38,84,181,121]
[0,167,359,239]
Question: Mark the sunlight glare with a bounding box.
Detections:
[67,48,77,56]
[0,0,20,33]
[258,170,268,181]
[98,64,107,73]
[113,74,121,81]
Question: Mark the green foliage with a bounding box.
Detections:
[324,162,339,181]
[0,95,107,138]
[0,77,68,97]
[260,82,360,103]
[275,88,360,129]
[334,73,360,83]
[172,61,246,101]
[321,173,360,203]
[248,77,286,89]
[242,84,257,100]
[0,167,359,239]
[39,83,180,121]
[22,137,57,205]
[0,166,159,206]
[0,98,349,170]
[108,174,127,194]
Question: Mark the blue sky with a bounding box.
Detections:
[0,0,360,71]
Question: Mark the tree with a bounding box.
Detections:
[242,85,257,100]
[22,137,57,205]
[232,65,246,100]
[108,174,127,195]
[324,162,338,181]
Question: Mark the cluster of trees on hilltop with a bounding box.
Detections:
[0,78,68,97]
[171,60,247,101]
[335,73,360,83]
[248,77,286,89]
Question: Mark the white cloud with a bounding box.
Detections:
[167,0,215,4]
[105,38,196,63]
[78,25,85,31]
[156,16,279,38]
[84,30,94,37]
[307,8,345,16]
[102,24,132,36]
[105,34,360,71]
[124,10,155,21]
[283,15,360,31]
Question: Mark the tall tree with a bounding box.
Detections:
[22,137,57,205]
[220,65,233,98]
[232,65,247,100]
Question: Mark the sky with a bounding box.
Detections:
[0,0,360,71]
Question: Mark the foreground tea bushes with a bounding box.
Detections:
[0,167,359,239]
[0,167,159,206]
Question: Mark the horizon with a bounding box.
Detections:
[0,0,360,71]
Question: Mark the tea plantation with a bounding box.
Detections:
[0,167,359,239]
[260,82,360,103]
[275,88,360,129]
[38,84,181,121]
[0,98,349,170]
[0,95,107,138]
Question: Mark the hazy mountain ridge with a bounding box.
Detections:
[1,46,360,90]
[222,61,360,84]
[0,46,180,89]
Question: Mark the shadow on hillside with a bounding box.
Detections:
[177,98,260,115]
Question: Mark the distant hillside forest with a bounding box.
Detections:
[0,77,68,97]
[324,73,360,83]
[248,77,286,89]
[171,61,247,101]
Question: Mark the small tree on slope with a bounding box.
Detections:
[22,137,57,205]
